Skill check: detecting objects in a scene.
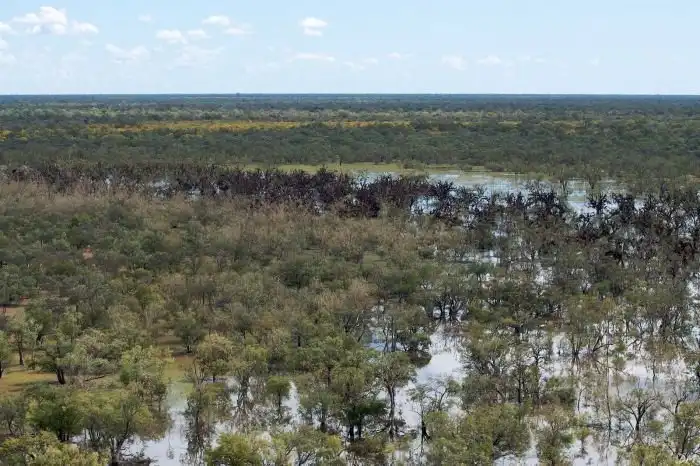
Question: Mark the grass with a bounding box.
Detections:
[0,364,56,394]
[0,332,193,395]
[238,162,491,175]
[1,306,25,319]
[157,335,194,383]
[0,355,193,395]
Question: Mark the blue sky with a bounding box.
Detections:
[0,1,698,94]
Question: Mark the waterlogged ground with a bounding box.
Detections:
[132,171,643,465]
[142,332,676,465]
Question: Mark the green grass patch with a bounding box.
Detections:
[0,366,56,394]
[236,162,498,176]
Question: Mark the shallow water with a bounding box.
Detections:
[132,171,640,465]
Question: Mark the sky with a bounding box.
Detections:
[0,1,698,94]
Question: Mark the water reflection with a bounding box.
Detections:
[133,171,619,465]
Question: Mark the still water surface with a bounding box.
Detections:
[134,172,635,465]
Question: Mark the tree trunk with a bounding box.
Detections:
[320,406,327,433]
[237,378,250,411]
[388,388,396,440]
[421,419,430,441]
[111,438,126,466]
[56,367,66,385]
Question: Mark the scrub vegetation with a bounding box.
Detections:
[1,95,700,465]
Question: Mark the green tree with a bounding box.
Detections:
[81,389,167,465]
[0,330,11,378]
[330,349,384,442]
[426,404,529,464]
[266,375,292,421]
[173,309,206,354]
[195,333,235,383]
[26,386,84,442]
[377,351,414,440]
[0,431,106,466]
[0,393,28,437]
[272,426,344,466]
[184,380,233,464]
[118,345,170,409]
[534,407,575,466]
[32,310,81,385]
[231,342,269,422]
[627,444,692,466]
[668,401,700,461]
[7,316,39,367]
[56,329,125,386]
[205,433,265,466]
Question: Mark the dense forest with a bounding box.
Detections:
[1,95,700,181]
[1,96,700,466]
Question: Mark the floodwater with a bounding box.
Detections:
[132,172,659,465]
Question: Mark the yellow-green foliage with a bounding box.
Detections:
[84,119,412,135]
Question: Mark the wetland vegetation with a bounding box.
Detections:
[1,95,700,465]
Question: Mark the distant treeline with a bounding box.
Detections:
[1,95,700,179]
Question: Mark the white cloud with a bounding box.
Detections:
[156,29,187,44]
[477,55,503,66]
[24,23,60,35]
[203,15,231,27]
[173,45,223,67]
[442,55,467,70]
[343,61,365,71]
[344,58,379,70]
[293,52,335,62]
[244,61,281,75]
[187,29,209,40]
[589,57,600,67]
[300,17,328,36]
[518,55,546,64]
[0,51,16,66]
[72,22,98,34]
[106,44,150,64]
[12,7,97,35]
[201,15,251,35]
[0,38,7,50]
[138,14,152,23]
[61,52,86,64]
[13,6,67,26]
[0,22,13,34]
[225,25,253,35]
[388,52,408,60]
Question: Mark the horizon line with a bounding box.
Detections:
[1,92,699,98]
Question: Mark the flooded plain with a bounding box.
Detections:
[132,171,668,465]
